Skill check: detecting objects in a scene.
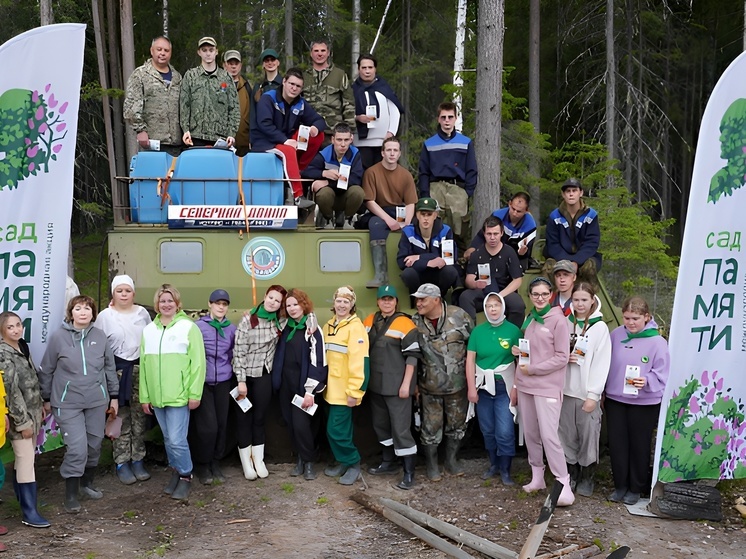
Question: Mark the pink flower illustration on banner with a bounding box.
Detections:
[0,84,70,190]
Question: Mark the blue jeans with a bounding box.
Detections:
[476,380,515,457]
[154,406,192,476]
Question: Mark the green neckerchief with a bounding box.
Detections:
[207,316,231,338]
[521,305,551,331]
[569,313,603,334]
[286,314,308,341]
[620,327,660,344]
[252,303,281,331]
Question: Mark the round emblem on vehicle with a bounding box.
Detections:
[241,237,285,280]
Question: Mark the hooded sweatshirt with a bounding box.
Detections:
[606,319,669,406]
[564,296,611,401]
[196,315,236,385]
[39,322,118,409]
[140,311,206,407]
[516,305,570,399]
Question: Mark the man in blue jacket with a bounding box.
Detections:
[418,102,478,250]
[543,178,602,284]
[302,123,364,229]
[252,68,326,206]
[397,197,460,300]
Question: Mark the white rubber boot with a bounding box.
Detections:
[557,474,576,507]
[252,444,269,478]
[522,465,547,493]
[238,446,257,480]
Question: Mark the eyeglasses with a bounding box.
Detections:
[530,292,551,299]
[439,115,456,120]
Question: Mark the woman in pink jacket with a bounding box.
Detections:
[511,277,574,506]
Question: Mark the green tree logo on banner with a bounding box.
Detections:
[709,98,746,203]
[0,83,68,191]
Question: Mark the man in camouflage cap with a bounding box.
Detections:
[180,37,240,147]
[303,39,356,142]
[412,283,473,481]
[124,36,182,156]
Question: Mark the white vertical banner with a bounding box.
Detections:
[0,24,86,363]
[654,52,746,483]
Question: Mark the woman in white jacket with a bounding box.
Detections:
[559,282,611,497]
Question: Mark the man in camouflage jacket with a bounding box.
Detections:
[123,36,182,155]
[180,37,240,147]
[412,283,473,481]
[303,40,356,139]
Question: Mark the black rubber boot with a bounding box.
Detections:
[368,446,401,475]
[80,467,103,499]
[290,457,303,477]
[211,460,226,483]
[64,477,81,513]
[18,482,51,528]
[567,462,580,491]
[423,445,441,481]
[444,438,464,476]
[396,455,416,490]
[576,463,596,497]
[481,448,499,480]
[498,455,515,486]
[303,462,317,481]
[163,470,180,495]
[195,463,213,485]
[171,475,192,501]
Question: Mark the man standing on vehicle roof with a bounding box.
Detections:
[303,39,356,142]
[360,137,418,288]
[302,122,364,229]
[543,177,602,285]
[124,36,182,156]
[418,102,478,251]
[252,68,326,207]
[222,49,251,156]
[180,37,240,148]
[412,283,473,482]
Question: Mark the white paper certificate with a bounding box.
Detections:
[230,387,253,413]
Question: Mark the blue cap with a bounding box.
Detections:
[209,289,230,304]
[377,285,398,299]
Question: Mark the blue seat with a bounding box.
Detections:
[128,152,175,223]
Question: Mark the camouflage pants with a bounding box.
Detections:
[430,181,471,247]
[419,389,468,446]
[113,365,148,464]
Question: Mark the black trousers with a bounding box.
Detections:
[188,380,233,465]
[236,373,273,447]
[278,380,321,463]
[605,397,660,494]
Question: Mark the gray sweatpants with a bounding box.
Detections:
[558,395,602,467]
[55,403,108,479]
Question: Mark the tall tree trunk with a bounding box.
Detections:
[606,0,617,168]
[107,0,127,179]
[351,0,360,79]
[163,0,169,36]
[246,6,255,73]
[623,0,633,190]
[92,0,120,224]
[40,0,54,25]
[120,0,137,161]
[400,0,411,165]
[453,0,468,132]
[527,0,541,218]
[473,0,504,229]
[284,0,293,68]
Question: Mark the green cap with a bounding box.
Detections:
[377,285,398,299]
[259,48,280,63]
[415,197,439,212]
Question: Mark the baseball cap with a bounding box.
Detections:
[552,260,576,275]
[561,177,582,191]
[259,48,280,63]
[198,36,217,48]
[412,283,441,299]
[415,197,439,212]
[209,289,231,304]
[377,285,398,299]
[223,50,241,62]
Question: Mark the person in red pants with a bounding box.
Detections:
[252,67,326,206]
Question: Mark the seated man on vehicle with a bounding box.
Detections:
[252,67,326,207]
[463,191,536,272]
[543,177,601,284]
[459,215,525,327]
[359,137,418,288]
[396,198,460,300]
[302,123,364,229]
[550,259,576,316]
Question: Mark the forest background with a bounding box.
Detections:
[3,0,742,326]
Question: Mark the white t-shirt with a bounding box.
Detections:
[95,305,152,361]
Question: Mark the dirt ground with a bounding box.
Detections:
[1,447,744,559]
